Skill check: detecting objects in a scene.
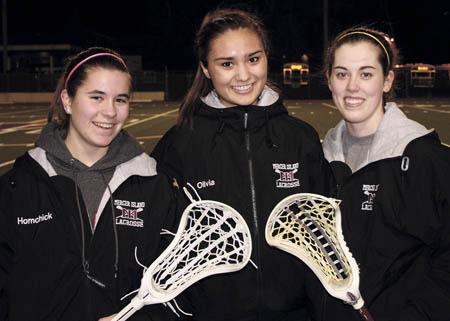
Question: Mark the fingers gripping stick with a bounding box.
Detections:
[265,193,374,321]
[112,187,252,321]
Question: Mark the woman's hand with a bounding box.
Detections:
[98,314,116,321]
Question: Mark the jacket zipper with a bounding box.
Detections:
[244,112,261,319]
[70,159,106,291]
[244,114,259,239]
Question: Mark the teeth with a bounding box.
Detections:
[93,122,113,129]
[233,84,252,92]
[344,97,364,106]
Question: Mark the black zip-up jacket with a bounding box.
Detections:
[322,103,450,321]
[152,98,335,321]
[0,150,178,321]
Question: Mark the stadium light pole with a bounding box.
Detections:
[323,0,329,51]
[2,0,7,74]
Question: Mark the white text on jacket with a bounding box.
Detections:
[17,212,53,225]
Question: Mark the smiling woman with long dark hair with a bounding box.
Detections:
[152,7,335,321]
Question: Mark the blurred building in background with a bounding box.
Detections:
[0,44,449,100]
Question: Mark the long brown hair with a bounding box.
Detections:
[178,8,271,127]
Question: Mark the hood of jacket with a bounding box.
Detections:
[30,122,157,228]
[323,102,433,171]
[201,85,279,109]
[197,87,286,150]
[198,87,286,128]
[35,122,143,174]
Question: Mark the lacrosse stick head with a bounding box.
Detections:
[137,199,252,305]
[265,193,364,309]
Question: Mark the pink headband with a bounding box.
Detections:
[64,53,127,89]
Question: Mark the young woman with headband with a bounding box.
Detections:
[0,47,180,321]
[152,7,335,321]
[321,27,450,320]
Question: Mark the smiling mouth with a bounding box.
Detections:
[344,97,365,107]
[93,122,114,129]
[232,83,253,93]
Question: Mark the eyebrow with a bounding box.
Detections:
[87,90,106,95]
[87,90,130,99]
[214,50,264,62]
[248,50,264,57]
[333,65,376,70]
[117,93,130,99]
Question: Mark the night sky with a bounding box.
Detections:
[4,0,450,72]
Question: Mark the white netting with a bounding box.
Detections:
[268,195,351,285]
[266,193,364,310]
[112,199,252,321]
[151,200,252,295]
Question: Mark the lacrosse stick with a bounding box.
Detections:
[265,193,374,321]
[112,185,252,321]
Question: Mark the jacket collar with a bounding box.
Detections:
[201,86,279,109]
[28,147,157,179]
[322,102,433,171]
[196,94,287,131]
[27,147,158,222]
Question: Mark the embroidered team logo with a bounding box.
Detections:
[361,184,379,211]
[273,163,300,188]
[114,199,145,228]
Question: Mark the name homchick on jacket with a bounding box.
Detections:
[17,212,54,225]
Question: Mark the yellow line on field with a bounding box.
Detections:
[0,118,47,135]
[0,108,47,116]
[124,108,178,128]
[0,121,41,125]
[136,135,163,140]
[322,103,337,109]
[0,143,34,147]
[403,105,450,114]
[0,159,15,168]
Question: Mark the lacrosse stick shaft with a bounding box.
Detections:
[358,306,375,321]
[111,305,136,321]
[111,296,144,321]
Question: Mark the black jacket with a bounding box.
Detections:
[0,150,178,321]
[152,98,335,321]
[322,103,450,321]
